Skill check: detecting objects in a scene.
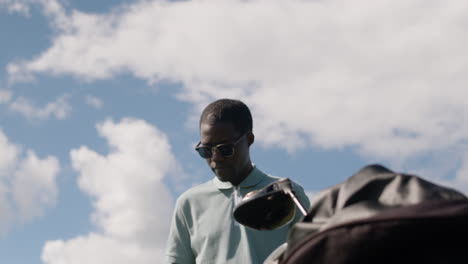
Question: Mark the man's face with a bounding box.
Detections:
[199,121,252,185]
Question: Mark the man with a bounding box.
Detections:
[166,99,310,264]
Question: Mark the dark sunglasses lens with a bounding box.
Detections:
[196,147,212,158]
[217,145,234,157]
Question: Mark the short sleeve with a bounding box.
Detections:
[166,198,196,264]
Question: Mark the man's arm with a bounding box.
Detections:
[166,199,196,264]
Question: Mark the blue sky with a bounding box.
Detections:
[1,0,468,263]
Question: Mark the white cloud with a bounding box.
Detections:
[305,191,316,203]
[41,118,179,264]
[1,89,72,120]
[41,234,164,264]
[440,153,468,193]
[12,150,59,222]
[0,0,68,25]
[0,129,60,234]
[0,89,12,104]
[7,0,468,183]
[0,129,19,174]
[8,95,72,120]
[84,95,103,109]
[0,182,12,235]
[457,155,468,185]
[0,0,33,15]
[0,130,17,233]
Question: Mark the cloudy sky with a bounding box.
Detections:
[1,0,468,263]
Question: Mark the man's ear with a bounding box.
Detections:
[247,132,255,146]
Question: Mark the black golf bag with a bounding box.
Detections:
[275,164,468,264]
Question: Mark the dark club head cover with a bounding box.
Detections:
[233,178,297,230]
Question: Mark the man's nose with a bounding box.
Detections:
[211,147,225,162]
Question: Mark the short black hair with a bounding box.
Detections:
[200,99,253,134]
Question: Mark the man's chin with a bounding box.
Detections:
[214,169,233,182]
[215,173,230,182]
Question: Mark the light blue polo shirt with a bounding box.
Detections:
[165,166,310,264]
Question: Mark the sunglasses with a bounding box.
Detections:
[195,132,249,159]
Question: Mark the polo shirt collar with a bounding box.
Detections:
[212,165,265,189]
